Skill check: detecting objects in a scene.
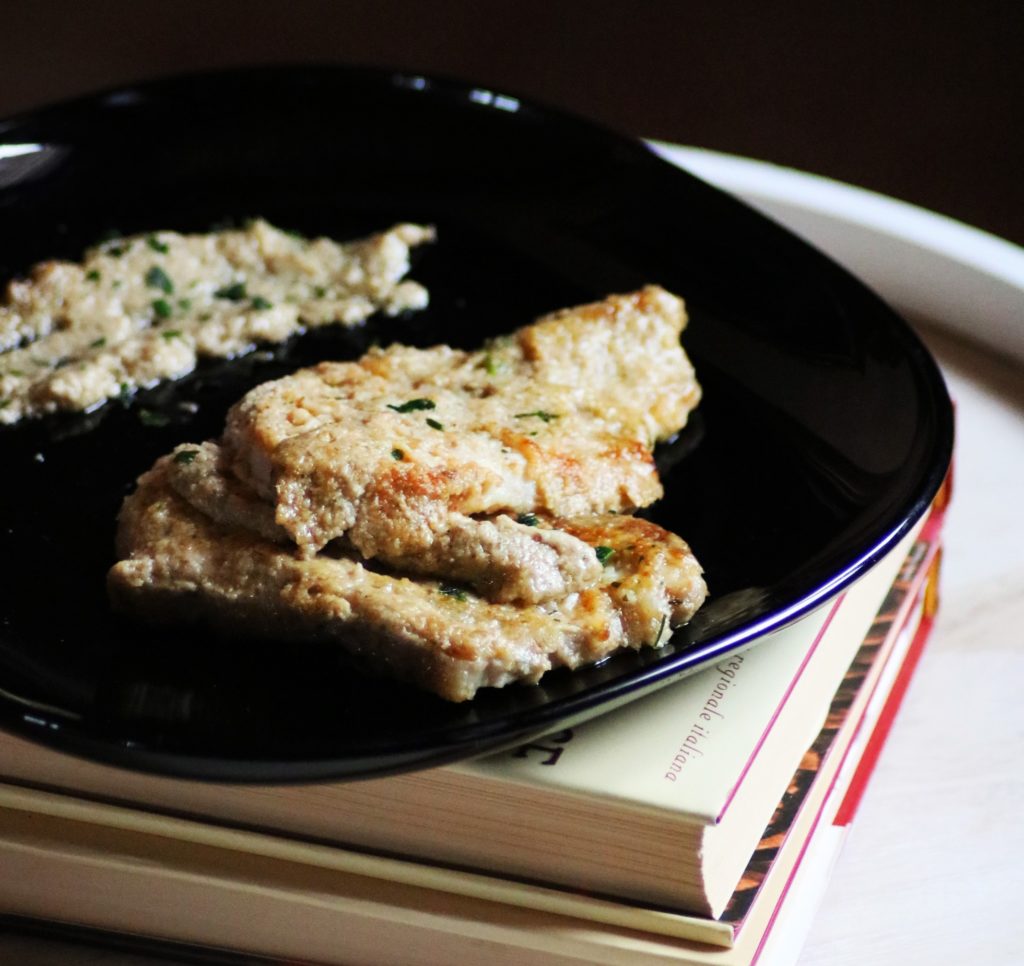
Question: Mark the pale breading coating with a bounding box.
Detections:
[0,220,434,424]
[109,458,707,703]
[223,286,701,563]
[165,440,604,604]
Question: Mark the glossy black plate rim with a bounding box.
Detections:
[0,64,953,782]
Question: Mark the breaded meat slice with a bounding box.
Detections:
[108,457,707,702]
[165,440,603,604]
[222,285,701,560]
[0,220,434,424]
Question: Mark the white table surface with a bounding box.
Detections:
[2,151,1022,965]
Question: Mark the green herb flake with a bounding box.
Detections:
[651,615,668,647]
[439,584,468,602]
[594,546,614,565]
[152,298,173,320]
[251,295,273,310]
[85,269,101,282]
[173,449,200,465]
[391,448,405,460]
[387,398,436,414]
[161,329,183,341]
[514,410,559,423]
[314,285,328,298]
[118,382,133,407]
[215,281,247,301]
[0,399,11,410]
[107,245,126,258]
[425,417,444,431]
[137,408,170,427]
[516,513,539,527]
[145,265,174,294]
[89,337,106,349]
[177,298,192,311]
[481,353,507,376]
[147,235,169,254]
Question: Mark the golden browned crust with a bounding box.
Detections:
[109,460,706,702]
[108,287,707,700]
[222,286,700,565]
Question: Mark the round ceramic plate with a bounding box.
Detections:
[0,66,952,781]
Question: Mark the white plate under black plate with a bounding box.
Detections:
[0,66,952,781]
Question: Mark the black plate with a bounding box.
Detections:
[0,65,952,782]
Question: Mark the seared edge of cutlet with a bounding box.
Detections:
[109,459,707,702]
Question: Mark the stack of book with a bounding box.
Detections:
[0,483,948,966]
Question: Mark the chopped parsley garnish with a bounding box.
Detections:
[7,369,25,377]
[516,513,539,527]
[173,449,200,465]
[314,285,327,298]
[594,546,615,565]
[107,245,126,258]
[0,399,10,410]
[85,269,101,282]
[387,398,436,413]
[118,382,133,407]
[161,329,183,340]
[651,615,668,647]
[514,410,559,423]
[439,584,468,602]
[391,448,405,460]
[89,337,106,349]
[425,417,444,431]
[177,298,192,311]
[251,295,273,310]
[215,281,247,301]
[147,235,169,254]
[481,353,506,376]
[152,298,173,320]
[145,265,174,294]
[137,408,170,427]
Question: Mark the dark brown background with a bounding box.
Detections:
[2,1,1022,245]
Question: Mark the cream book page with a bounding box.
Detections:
[455,603,835,822]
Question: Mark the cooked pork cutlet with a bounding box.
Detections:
[165,440,604,603]
[0,220,434,424]
[222,286,701,573]
[109,458,707,702]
